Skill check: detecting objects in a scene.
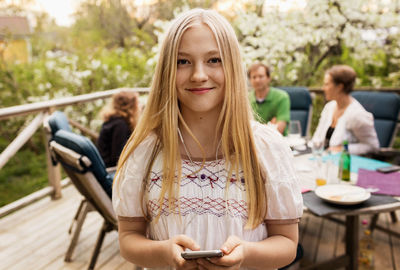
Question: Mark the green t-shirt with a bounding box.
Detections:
[249,87,291,135]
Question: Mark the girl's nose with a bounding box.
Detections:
[190,63,208,82]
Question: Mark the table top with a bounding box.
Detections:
[293,153,400,217]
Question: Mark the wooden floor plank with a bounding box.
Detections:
[23,214,102,270]
[1,186,400,270]
[2,207,78,269]
[315,218,341,263]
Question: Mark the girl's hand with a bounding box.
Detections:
[163,234,200,270]
[197,236,245,270]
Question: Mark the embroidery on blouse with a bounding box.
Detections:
[147,159,248,220]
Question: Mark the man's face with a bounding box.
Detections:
[249,66,270,92]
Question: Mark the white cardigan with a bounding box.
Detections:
[312,98,379,155]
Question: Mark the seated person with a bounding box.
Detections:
[248,63,290,135]
[97,90,141,167]
[312,65,379,155]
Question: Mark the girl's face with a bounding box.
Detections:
[323,73,342,101]
[176,24,225,117]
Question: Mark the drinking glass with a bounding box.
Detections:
[315,160,328,186]
[288,120,302,138]
[311,141,324,159]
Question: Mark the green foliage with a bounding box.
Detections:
[310,94,325,136]
[0,137,48,207]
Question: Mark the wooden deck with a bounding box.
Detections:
[0,184,134,270]
[1,184,400,270]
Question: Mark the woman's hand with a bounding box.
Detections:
[162,234,200,270]
[197,236,245,270]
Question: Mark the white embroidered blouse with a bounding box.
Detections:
[113,121,303,268]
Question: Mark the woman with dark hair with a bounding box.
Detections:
[97,90,141,167]
[312,65,379,155]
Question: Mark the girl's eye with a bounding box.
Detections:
[177,59,189,65]
[208,57,222,64]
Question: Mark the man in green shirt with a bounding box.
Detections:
[248,63,290,135]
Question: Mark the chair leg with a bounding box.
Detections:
[68,199,86,234]
[65,201,90,262]
[390,211,398,223]
[88,220,114,270]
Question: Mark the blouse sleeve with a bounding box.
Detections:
[252,122,303,224]
[346,110,380,155]
[112,133,157,219]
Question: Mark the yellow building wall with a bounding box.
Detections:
[0,39,29,64]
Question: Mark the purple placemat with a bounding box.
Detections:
[356,168,400,196]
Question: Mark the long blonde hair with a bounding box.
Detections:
[115,9,266,229]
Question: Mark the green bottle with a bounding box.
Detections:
[338,140,351,181]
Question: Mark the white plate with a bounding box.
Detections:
[315,184,371,205]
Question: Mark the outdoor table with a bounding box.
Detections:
[293,152,400,270]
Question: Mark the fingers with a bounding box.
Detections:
[270,117,277,124]
[174,234,201,251]
[175,259,199,270]
[220,235,241,255]
[203,236,244,268]
[166,235,200,269]
[198,258,230,270]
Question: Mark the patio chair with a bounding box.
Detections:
[351,91,400,225]
[49,129,115,270]
[351,91,400,148]
[44,111,97,262]
[279,86,313,137]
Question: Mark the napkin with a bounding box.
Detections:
[356,168,400,196]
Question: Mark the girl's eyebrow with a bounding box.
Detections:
[177,50,221,56]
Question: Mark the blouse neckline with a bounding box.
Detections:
[180,154,224,162]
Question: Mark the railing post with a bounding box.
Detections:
[42,114,62,200]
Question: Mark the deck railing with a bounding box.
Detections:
[0,87,149,217]
[0,86,399,217]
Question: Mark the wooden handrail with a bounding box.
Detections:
[309,87,400,95]
[0,87,150,120]
[0,87,150,213]
[68,119,99,141]
[0,112,45,170]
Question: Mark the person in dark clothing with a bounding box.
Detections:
[97,90,140,167]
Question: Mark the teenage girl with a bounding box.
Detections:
[113,9,302,270]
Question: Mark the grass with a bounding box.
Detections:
[0,149,48,207]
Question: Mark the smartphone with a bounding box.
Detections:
[181,250,224,260]
[376,165,400,174]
